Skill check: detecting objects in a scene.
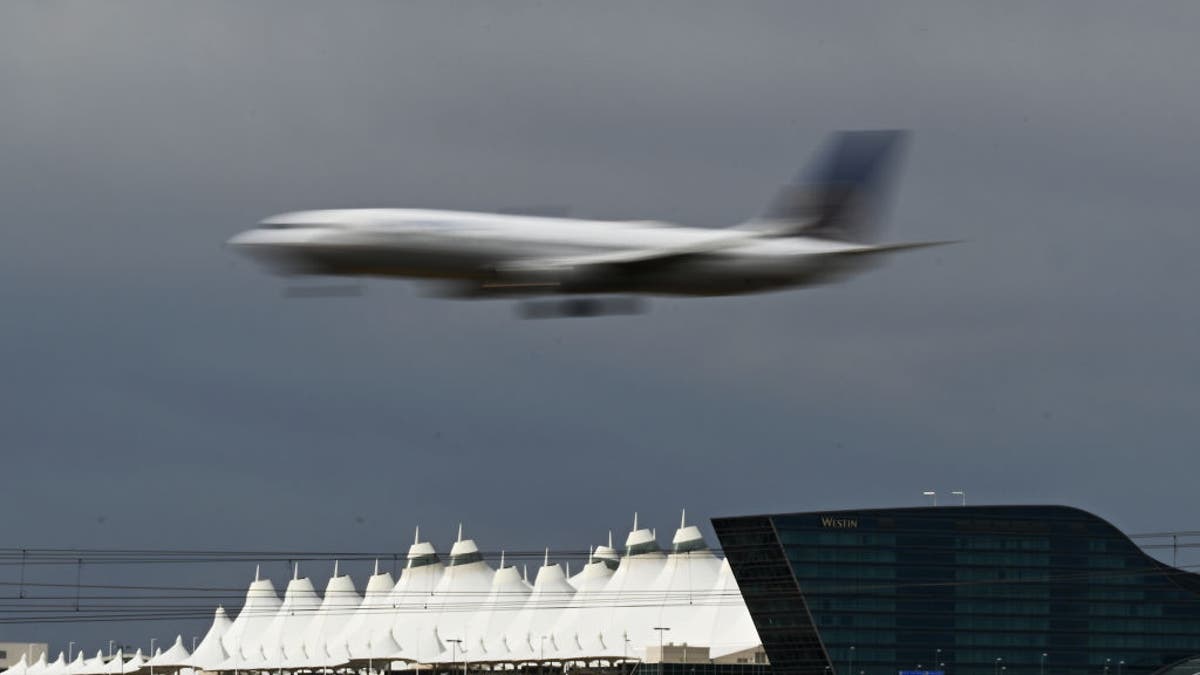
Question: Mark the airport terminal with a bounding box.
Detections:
[6,506,1200,675]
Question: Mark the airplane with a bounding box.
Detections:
[228,130,950,317]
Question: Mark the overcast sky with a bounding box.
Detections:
[3,0,1200,653]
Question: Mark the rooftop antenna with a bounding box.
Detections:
[457,523,463,543]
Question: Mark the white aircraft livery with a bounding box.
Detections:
[229,130,949,317]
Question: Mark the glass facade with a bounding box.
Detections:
[713,506,1200,675]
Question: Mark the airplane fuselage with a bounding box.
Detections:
[229,209,876,297]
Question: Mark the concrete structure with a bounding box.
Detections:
[0,645,46,671]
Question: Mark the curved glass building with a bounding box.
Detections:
[713,506,1200,675]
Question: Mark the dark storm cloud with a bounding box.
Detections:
[3,0,1200,650]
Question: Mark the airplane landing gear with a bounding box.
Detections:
[517,297,645,319]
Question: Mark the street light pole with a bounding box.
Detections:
[951,491,966,506]
[995,657,1002,675]
[652,627,671,665]
[448,639,462,675]
[849,646,855,675]
[1041,653,1047,675]
[923,491,938,506]
[934,649,940,672]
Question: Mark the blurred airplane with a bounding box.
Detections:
[229,130,949,317]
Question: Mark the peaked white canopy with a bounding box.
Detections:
[257,569,322,670]
[77,650,108,675]
[504,558,575,661]
[301,564,361,667]
[574,520,668,659]
[65,651,87,675]
[46,514,762,670]
[216,571,282,671]
[186,606,232,670]
[553,541,619,658]
[649,521,723,650]
[466,561,532,660]
[146,636,191,669]
[338,563,398,662]
[26,653,48,675]
[387,537,446,663]
[6,654,30,675]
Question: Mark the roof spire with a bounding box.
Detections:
[457,522,463,543]
[633,512,639,531]
[414,525,420,546]
[500,551,506,568]
[333,560,340,577]
[522,564,528,582]
[373,558,380,575]
[293,561,299,580]
[255,564,260,582]
[544,547,550,567]
[566,561,571,576]
[608,531,613,548]
[681,508,686,528]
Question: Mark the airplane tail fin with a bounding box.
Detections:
[748,130,907,242]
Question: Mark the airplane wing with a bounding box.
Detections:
[819,240,960,257]
[497,231,761,274]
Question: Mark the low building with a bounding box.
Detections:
[0,644,47,670]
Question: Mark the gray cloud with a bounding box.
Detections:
[2,0,1200,650]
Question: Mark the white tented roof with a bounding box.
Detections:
[301,562,361,667]
[65,651,87,675]
[26,653,48,675]
[42,652,67,675]
[335,561,397,662]
[7,654,30,675]
[687,558,760,658]
[186,606,232,670]
[257,567,322,670]
[552,540,618,658]
[575,517,668,659]
[649,516,724,650]
[77,650,107,675]
[216,569,282,671]
[386,534,446,664]
[423,528,495,665]
[146,635,191,669]
[49,513,762,670]
[503,555,575,661]
[465,555,531,661]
